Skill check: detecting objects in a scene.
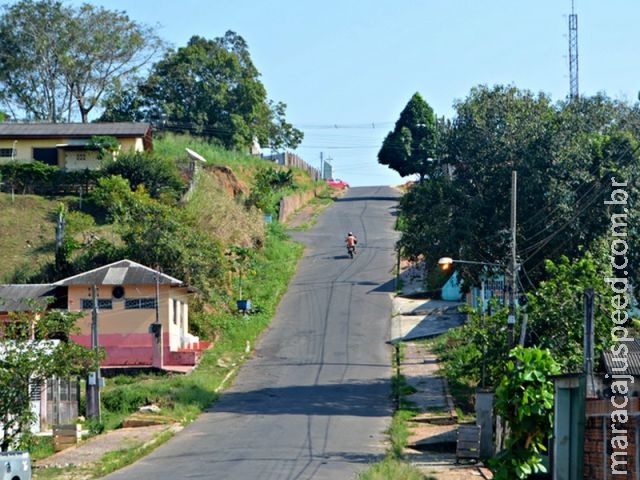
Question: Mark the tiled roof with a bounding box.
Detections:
[0,284,57,311]
[0,122,151,138]
[54,259,184,287]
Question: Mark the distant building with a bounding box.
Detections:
[0,259,208,374]
[0,122,153,171]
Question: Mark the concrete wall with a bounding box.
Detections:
[279,187,321,223]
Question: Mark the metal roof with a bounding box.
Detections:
[0,284,57,312]
[0,122,151,139]
[54,259,185,287]
[602,339,640,377]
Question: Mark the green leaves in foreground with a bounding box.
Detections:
[491,346,560,479]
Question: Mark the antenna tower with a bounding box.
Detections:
[568,0,579,100]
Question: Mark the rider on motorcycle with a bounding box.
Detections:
[345,232,358,254]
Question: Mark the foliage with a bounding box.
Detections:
[225,245,256,300]
[378,92,446,181]
[184,171,265,250]
[490,346,560,479]
[0,161,57,194]
[0,309,99,451]
[433,301,510,389]
[247,166,296,214]
[87,136,120,160]
[0,161,101,196]
[102,151,186,200]
[101,385,148,414]
[112,32,303,151]
[89,176,225,294]
[395,86,640,288]
[435,247,614,425]
[0,0,164,122]
[525,249,614,373]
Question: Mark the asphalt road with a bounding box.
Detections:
[104,186,402,480]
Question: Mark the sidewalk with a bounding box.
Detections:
[33,423,181,477]
[392,262,493,479]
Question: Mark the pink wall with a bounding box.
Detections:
[72,332,207,367]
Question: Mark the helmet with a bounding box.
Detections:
[348,232,353,236]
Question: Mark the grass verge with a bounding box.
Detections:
[357,364,426,480]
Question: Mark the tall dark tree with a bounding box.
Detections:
[378,92,442,181]
[0,0,164,122]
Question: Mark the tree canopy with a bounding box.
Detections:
[0,0,164,122]
[396,86,640,288]
[378,92,446,181]
[101,32,303,152]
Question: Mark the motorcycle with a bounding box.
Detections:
[347,244,356,259]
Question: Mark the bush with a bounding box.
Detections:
[102,151,186,200]
[102,386,148,414]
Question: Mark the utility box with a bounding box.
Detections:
[237,299,252,313]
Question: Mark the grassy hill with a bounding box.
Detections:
[0,133,321,284]
[0,194,73,282]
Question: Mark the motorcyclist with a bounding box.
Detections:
[345,232,358,254]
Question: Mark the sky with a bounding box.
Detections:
[61,0,640,187]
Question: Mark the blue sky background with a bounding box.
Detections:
[64,0,640,186]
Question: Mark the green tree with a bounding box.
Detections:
[0,0,164,122]
[395,86,640,288]
[247,166,295,215]
[0,307,99,451]
[525,249,614,373]
[131,32,302,151]
[378,92,442,181]
[87,136,120,161]
[97,76,149,122]
[90,176,225,294]
[436,301,511,389]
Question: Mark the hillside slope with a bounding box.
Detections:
[0,194,69,282]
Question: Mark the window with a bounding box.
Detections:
[125,298,157,309]
[33,147,57,166]
[76,152,86,162]
[80,298,113,310]
[0,148,15,158]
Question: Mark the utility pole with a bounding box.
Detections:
[584,287,595,396]
[507,171,517,349]
[151,266,163,368]
[319,152,324,180]
[87,284,101,421]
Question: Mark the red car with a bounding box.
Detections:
[327,178,350,189]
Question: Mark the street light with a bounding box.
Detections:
[437,257,502,270]
[437,256,517,348]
